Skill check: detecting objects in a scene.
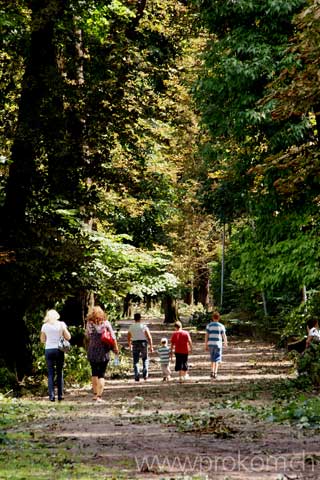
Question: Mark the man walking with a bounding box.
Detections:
[128,313,154,381]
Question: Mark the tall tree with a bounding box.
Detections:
[191,0,313,314]
[0,0,71,377]
[0,0,197,375]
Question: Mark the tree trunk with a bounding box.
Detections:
[0,300,33,380]
[60,290,93,328]
[1,0,66,242]
[220,223,225,308]
[302,285,307,303]
[55,18,93,327]
[123,294,134,318]
[0,0,66,378]
[198,266,210,309]
[145,296,152,311]
[162,295,179,324]
[193,287,200,305]
[184,280,194,305]
[261,291,268,317]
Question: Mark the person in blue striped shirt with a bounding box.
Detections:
[205,311,228,379]
[157,337,171,381]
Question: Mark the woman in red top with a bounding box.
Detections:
[170,321,192,383]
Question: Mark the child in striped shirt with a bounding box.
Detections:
[205,311,228,379]
[158,337,171,381]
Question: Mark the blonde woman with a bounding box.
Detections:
[40,309,71,401]
[85,306,119,402]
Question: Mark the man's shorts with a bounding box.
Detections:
[174,352,188,371]
[209,345,222,363]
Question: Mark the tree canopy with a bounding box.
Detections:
[1,0,320,377]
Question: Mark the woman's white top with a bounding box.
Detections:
[41,321,67,349]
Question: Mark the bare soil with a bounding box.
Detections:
[35,318,320,479]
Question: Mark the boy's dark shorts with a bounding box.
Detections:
[174,353,188,371]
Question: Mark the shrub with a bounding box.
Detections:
[64,346,91,385]
[0,367,19,393]
[297,342,320,386]
[190,311,212,329]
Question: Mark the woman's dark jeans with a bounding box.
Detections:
[45,349,64,400]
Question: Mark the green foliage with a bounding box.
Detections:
[220,214,320,325]
[107,352,132,380]
[193,0,306,144]
[297,342,320,386]
[130,272,179,299]
[64,347,91,385]
[0,0,196,357]
[190,310,212,329]
[265,395,320,429]
[209,247,258,314]
[85,231,179,303]
[281,290,320,338]
[271,377,313,399]
[231,214,320,292]
[218,385,320,429]
[0,367,18,393]
[191,0,320,327]
[282,303,310,339]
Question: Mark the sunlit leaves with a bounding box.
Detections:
[232,213,320,291]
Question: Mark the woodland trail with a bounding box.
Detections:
[24,318,320,478]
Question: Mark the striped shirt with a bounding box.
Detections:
[206,321,226,348]
[157,346,170,364]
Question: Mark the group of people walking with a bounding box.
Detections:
[40,307,228,402]
[127,310,228,383]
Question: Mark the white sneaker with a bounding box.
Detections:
[96,397,105,403]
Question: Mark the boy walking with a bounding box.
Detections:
[157,337,171,381]
[170,321,192,383]
[205,311,227,379]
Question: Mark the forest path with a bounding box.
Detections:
[35,318,320,479]
[110,316,293,390]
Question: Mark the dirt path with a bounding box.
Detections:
[37,318,320,479]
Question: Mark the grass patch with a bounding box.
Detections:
[0,395,125,479]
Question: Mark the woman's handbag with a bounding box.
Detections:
[58,328,71,353]
[101,327,115,350]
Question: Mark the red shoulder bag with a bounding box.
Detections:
[101,327,115,350]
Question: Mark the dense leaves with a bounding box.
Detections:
[0,0,200,376]
[192,0,320,327]
[2,0,320,380]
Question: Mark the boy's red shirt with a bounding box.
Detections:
[170,330,191,354]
